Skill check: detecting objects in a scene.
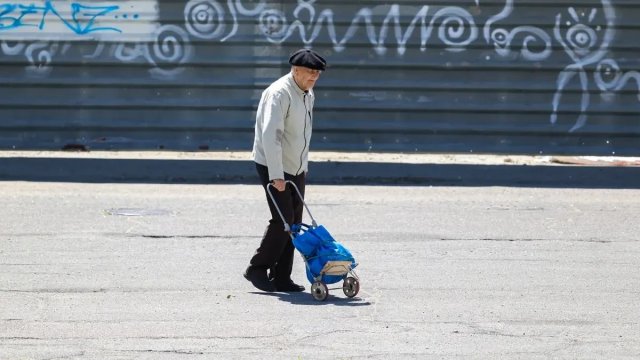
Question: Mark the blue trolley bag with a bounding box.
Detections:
[266,180,360,301]
[291,223,357,284]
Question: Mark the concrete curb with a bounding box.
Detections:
[550,156,640,167]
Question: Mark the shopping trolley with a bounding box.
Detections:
[267,180,360,301]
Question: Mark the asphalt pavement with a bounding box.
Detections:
[1,151,639,359]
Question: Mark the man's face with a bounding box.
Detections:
[293,66,322,91]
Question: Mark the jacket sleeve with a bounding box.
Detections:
[261,91,289,180]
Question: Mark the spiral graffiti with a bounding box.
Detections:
[484,0,513,42]
[234,0,266,16]
[25,42,58,76]
[430,7,478,52]
[595,59,640,101]
[259,8,288,41]
[146,25,193,78]
[114,43,146,62]
[595,59,621,91]
[491,28,508,45]
[184,0,227,40]
[1,41,26,56]
[490,26,551,61]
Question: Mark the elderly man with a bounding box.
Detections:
[244,48,327,292]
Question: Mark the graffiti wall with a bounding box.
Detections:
[0,0,638,155]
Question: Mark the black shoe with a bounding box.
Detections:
[273,279,305,292]
[243,266,275,292]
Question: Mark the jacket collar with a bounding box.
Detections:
[286,72,309,96]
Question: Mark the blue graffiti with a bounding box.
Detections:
[0,0,121,35]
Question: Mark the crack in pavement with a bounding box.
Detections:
[440,237,614,243]
[122,349,206,355]
[0,287,203,294]
[137,234,256,239]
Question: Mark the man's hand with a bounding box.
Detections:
[271,179,286,192]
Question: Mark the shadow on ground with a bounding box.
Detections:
[252,291,372,306]
[1,157,639,189]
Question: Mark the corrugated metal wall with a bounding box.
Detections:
[0,0,638,155]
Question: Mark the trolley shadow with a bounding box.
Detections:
[252,291,372,307]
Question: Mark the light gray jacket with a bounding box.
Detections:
[252,72,314,180]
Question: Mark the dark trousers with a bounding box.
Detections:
[250,163,306,282]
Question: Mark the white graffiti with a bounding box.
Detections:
[180,1,480,55]
[252,3,479,56]
[14,41,72,77]
[595,59,640,101]
[184,0,228,40]
[84,25,194,78]
[550,0,616,132]
[483,0,552,61]
[183,0,267,41]
[146,25,193,78]
[24,42,55,76]
[113,43,146,62]
[0,40,25,55]
[0,0,637,131]
[431,7,478,52]
[214,0,631,131]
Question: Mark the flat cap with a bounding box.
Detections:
[288,48,327,71]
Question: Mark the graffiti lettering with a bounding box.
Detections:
[0,1,120,35]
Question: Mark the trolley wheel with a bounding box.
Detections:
[343,276,359,298]
[311,281,328,301]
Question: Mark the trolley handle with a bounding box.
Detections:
[266,180,318,233]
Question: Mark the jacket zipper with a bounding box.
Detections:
[296,92,309,176]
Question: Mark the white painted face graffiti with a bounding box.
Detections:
[550,0,617,132]
[562,7,602,58]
